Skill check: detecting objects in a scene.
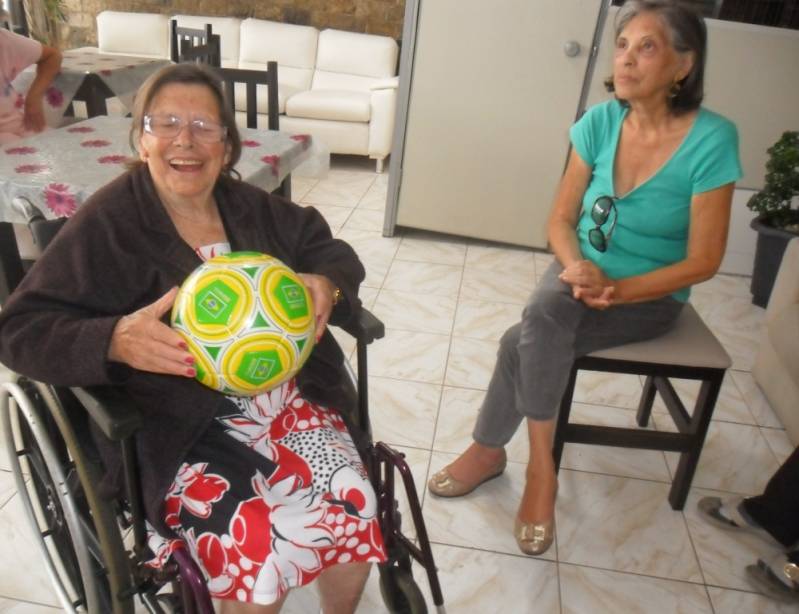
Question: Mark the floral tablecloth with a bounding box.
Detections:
[12,48,172,126]
[0,115,328,223]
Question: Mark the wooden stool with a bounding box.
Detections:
[553,304,731,510]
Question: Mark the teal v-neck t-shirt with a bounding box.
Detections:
[570,100,742,301]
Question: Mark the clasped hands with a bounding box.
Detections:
[558,260,615,310]
[108,275,338,377]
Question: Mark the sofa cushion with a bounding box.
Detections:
[239,18,318,94]
[171,15,242,67]
[97,11,170,59]
[285,90,371,122]
[314,29,398,79]
[768,304,799,384]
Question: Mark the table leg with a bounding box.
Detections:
[0,222,24,303]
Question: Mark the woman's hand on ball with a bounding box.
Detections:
[108,287,196,377]
[299,273,337,340]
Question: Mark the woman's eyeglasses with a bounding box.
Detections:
[588,195,617,253]
[143,114,227,144]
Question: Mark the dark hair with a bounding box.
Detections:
[129,63,242,175]
[604,0,707,114]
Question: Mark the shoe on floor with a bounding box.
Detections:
[428,454,507,498]
[746,553,799,603]
[697,496,779,546]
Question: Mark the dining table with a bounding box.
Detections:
[12,48,173,124]
[0,115,329,300]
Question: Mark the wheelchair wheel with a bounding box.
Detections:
[1,379,135,613]
[379,563,428,614]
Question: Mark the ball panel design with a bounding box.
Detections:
[171,251,317,396]
[259,267,315,334]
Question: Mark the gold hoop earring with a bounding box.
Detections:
[669,80,682,100]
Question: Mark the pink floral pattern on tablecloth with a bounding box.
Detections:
[261,154,279,176]
[81,139,111,148]
[45,87,64,107]
[67,126,95,133]
[290,134,311,150]
[100,69,112,77]
[44,183,77,217]
[242,140,261,148]
[98,155,127,164]
[15,164,47,174]
[5,146,37,155]
[14,93,24,109]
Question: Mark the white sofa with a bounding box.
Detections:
[91,11,399,172]
[752,237,799,445]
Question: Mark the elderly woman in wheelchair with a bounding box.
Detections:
[0,63,386,613]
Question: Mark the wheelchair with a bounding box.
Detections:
[0,199,446,613]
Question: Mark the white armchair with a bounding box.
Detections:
[96,11,170,59]
[753,237,799,444]
[281,29,399,172]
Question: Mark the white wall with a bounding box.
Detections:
[720,188,758,276]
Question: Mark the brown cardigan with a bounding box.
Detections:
[0,165,365,532]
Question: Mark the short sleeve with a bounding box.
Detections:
[569,101,620,168]
[0,29,42,81]
[692,115,742,195]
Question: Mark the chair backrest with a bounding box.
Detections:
[216,64,279,131]
[172,22,221,68]
[171,15,242,67]
[311,29,398,92]
[96,11,170,59]
[170,21,220,67]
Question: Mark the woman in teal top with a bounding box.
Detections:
[428,0,742,556]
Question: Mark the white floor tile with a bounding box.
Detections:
[372,289,457,335]
[395,234,468,266]
[0,598,63,613]
[0,494,61,606]
[707,586,799,614]
[444,336,498,390]
[452,299,523,341]
[556,469,703,582]
[759,427,795,465]
[368,376,441,449]
[731,370,786,429]
[651,374,757,426]
[559,564,713,614]
[654,418,779,495]
[382,260,463,297]
[368,329,450,384]
[561,403,672,482]
[418,544,560,613]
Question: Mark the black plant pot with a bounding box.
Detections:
[750,216,798,308]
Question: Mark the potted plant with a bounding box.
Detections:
[747,130,799,308]
[24,0,66,47]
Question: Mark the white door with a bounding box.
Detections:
[393,0,604,248]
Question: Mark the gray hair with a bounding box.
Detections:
[605,0,707,114]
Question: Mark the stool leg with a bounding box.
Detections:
[553,366,578,472]
[668,373,724,510]
[636,376,657,427]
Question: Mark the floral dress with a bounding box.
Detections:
[146,243,386,605]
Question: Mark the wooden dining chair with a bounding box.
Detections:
[170,21,220,67]
[216,63,290,199]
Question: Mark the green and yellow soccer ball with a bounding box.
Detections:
[171,252,316,396]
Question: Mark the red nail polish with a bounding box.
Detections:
[186,368,196,377]
[184,356,195,365]
[179,342,188,351]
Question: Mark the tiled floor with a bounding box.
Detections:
[0,156,795,613]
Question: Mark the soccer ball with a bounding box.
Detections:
[171,251,316,396]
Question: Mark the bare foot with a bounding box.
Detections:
[518,467,557,524]
[444,442,506,484]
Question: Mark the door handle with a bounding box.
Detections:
[564,40,581,57]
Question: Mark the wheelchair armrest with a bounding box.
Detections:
[340,307,385,345]
[70,385,143,442]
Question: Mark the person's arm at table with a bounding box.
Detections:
[24,44,62,132]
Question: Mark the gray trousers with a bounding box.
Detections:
[473,262,684,447]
